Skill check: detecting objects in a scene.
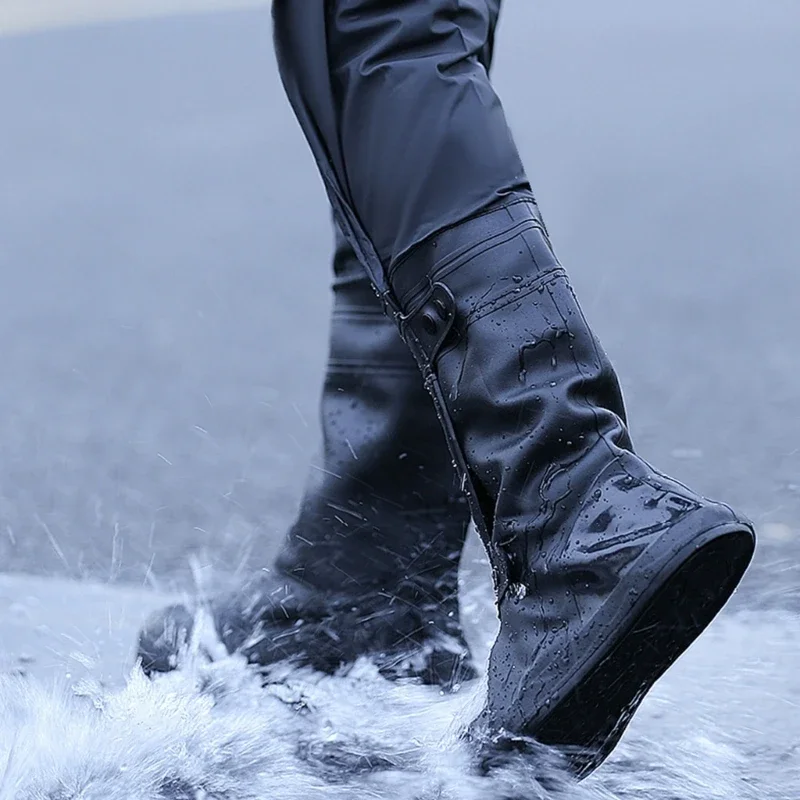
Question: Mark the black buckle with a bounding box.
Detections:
[401,283,457,369]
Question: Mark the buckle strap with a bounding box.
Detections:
[399,283,457,374]
[388,197,544,310]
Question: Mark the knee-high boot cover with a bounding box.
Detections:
[387,197,754,775]
[271,0,754,775]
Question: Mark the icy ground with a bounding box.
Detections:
[1,573,799,800]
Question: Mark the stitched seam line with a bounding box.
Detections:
[327,361,419,375]
[390,197,540,274]
[399,219,547,313]
[464,268,567,326]
[333,308,393,319]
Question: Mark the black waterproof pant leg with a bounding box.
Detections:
[272,0,529,293]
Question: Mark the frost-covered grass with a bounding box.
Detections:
[0,599,798,799]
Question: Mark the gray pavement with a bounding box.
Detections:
[0,2,799,602]
[0,6,800,795]
[0,0,261,36]
[0,572,174,684]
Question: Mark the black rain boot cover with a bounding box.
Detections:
[389,197,755,769]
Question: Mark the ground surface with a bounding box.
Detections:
[3,582,800,799]
[0,0,798,592]
[0,3,798,796]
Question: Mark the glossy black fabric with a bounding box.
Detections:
[272,0,526,289]
[272,0,511,593]
[277,223,470,596]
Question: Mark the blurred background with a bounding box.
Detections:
[0,0,798,599]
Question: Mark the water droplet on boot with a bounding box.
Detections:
[510,583,528,601]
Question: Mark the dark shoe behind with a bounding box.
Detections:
[138,228,474,688]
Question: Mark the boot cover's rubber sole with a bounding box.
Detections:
[477,520,755,779]
[530,522,755,778]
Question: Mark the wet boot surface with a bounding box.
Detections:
[390,197,756,775]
